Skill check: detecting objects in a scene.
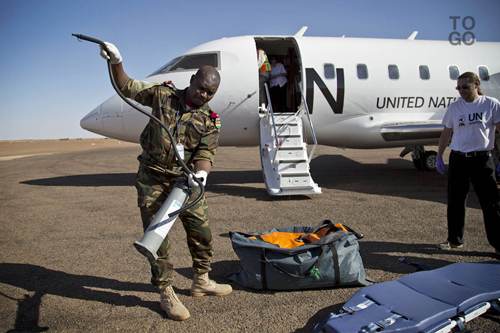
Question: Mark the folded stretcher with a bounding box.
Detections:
[315,261,500,333]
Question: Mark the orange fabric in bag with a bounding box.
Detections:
[249,223,347,249]
[250,232,305,249]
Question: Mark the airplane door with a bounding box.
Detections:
[255,38,302,114]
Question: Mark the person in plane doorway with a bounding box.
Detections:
[269,55,290,113]
[100,42,231,321]
[436,71,500,257]
[257,48,271,109]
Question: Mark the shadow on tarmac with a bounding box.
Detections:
[19,154,483,206]
[0,263,158,333]
[20,173,136,187]
[359,241,497,272]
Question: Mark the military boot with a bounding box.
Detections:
[160,285,190,321]
[190,273,233,297]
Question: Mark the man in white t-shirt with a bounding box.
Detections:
[436,71,500,256]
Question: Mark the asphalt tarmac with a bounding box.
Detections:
[1,139,499,332]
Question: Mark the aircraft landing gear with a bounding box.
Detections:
[419,151,437,170]
[401,146,437,171]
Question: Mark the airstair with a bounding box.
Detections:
[259,83,321,196]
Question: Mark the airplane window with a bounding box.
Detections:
[149,57,182,76]
[324,64,335,79]
[357,64,368,79]
[449,66,460,80]
[388,65,399,80]
[419,65,430,80]
[149,53,219,76]
[478,66,490,81]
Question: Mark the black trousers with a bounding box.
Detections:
[271,83,289,112]
[447,151,500,250]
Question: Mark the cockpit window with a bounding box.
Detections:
[149,53,219,76]
[149,57,182,76]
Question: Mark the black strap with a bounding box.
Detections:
[490,301,500,314]
[342,224,364,239]
[360,313,403,333]
[260,249,268,289]
[328,243,340,286]
[399,257,430,272]
[255,235,264,242]
[298,220,342,243]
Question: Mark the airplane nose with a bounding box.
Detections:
[80,104,104,134]
[80,94,125,137]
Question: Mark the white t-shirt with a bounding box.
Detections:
[442,95,500,152]
[270,63,287,88]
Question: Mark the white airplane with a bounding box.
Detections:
[80,27,500,196]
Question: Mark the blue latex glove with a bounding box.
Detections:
[497,162,500,175]
[436,157,445,175]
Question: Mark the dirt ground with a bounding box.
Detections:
[0,138,135,159]
[1,139,499,332]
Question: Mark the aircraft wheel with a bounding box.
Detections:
[420,151,437,171]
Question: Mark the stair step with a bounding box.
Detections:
[273,137,303,148]
[278,161,309,174]
[275,149,307,161]
[276,124,300,136]
[274,116,299,125]
[280,175,316,189]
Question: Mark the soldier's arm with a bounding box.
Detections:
[99,42,129,90]
[111,63,130,90]
[194,160,212,174]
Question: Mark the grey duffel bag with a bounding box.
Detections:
[228,220,372,290]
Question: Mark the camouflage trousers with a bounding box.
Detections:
[134,164,213,290]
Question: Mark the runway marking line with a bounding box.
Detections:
[0,153,54,161]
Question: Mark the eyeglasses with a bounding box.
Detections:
[455,83,474,91]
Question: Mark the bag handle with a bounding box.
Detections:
[298,220,364,243]
[297,220,339,241]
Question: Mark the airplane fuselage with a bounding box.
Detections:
[81,30,500,152]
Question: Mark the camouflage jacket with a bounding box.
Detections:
[121,79,220,176]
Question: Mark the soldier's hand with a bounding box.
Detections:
[188,170,208,188]
[99,42,122,65]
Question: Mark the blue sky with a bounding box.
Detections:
[1,0,499,141]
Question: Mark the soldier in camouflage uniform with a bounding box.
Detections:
[100,42,231,321]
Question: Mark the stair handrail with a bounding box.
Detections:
[298,81,318,162]
[264,83,281,163]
